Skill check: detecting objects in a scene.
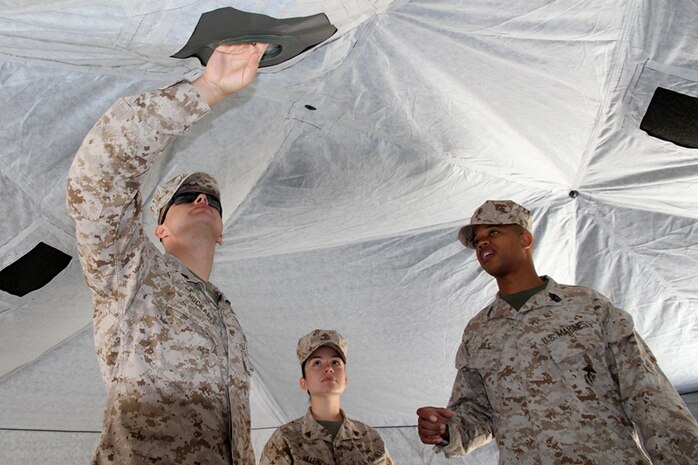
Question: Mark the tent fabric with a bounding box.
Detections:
[1,1,697,464]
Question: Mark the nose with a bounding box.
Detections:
[476,238,488,249]
[323,363,334,373]
[194,193,209,205]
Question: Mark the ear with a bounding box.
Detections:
[216,233,223,245]
[154,224,170,240]
[299,377,307,391]
[519,230,533,250]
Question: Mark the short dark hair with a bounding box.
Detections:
[300,361,311,398]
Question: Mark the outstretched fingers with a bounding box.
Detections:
[192,42,268,106]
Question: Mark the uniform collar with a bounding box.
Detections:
[300,407,362,443]
[486,276,564,319]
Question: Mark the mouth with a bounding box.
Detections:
[479,248,495,262]
[192,204,214,213]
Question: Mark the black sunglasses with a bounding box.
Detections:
[170,191,222,216]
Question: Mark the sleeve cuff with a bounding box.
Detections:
[433,422,464,457]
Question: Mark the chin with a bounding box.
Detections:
[481,266,503,278]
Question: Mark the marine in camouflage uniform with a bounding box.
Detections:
[417,200,698,464]
[260,329,393,465]
[66,44,267,464]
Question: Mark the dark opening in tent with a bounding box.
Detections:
[640,87,698,148]
[0,242,72,297]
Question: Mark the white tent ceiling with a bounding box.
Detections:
[1,1,697,464]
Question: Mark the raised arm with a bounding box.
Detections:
[66,43,266,304]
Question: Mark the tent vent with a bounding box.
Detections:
[0,242,72,297]
[640,87,698,148]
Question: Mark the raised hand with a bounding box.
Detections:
[192,42,268,106]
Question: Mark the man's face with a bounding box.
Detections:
[471,224,529,278]
[160,192,223,244]
[300,346,348,398]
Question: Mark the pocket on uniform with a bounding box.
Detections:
[546,325,603,365]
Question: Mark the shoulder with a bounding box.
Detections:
[452,298,496,363]
[548,279,635,333]
[344,416,386,442]
[464,297,497,329]
[547,279,613,309]
[343,417,391,462]
[554,281,601,297]
[275,416,304,434]
[346,417,376,432]
[263,421,297,455]
[261,420,301,465]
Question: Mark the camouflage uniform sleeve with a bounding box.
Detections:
[66,83,210,305]
[439,333,494,457]
[259,428,294,465]
[603,300,698,464]
[384,444,394,465]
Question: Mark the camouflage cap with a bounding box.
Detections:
[150,172,220,225]
[458,200,531,249]
[297,329,348,365]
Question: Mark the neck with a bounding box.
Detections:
[496,267,543,295]
[165,240,216,281]
[309,396,343,422]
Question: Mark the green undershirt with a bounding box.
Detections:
[316,420,343,439]
[500,280,548,311]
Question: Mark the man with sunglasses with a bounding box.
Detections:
[67,43,267,465]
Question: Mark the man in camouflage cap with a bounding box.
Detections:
[260,329,393,465]
[67,42,268,465]
[457,199,531,249]
[151,172,222,226]
[417,200,698,464]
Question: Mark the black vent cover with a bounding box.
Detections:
[172,7,337,68]
[0,242,72,297]
[640,87,698,149]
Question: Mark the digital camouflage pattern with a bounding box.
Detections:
[151,171,221,225]
[260,408,393,465]
[458,200,531,248]
[297,329,349,364]
[66,83,255,465]
[439,277,698,464]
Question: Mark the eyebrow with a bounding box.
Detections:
[308,356,343,362]
[472,225,502,243]
[476,225,502,234]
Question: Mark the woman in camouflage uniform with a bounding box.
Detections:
[260,329,393,464]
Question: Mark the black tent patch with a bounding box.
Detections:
[640,87,698,148]
[0,242,71,297]
[171,7,337,68]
